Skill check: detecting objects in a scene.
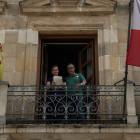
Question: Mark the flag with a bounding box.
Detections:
[126,0,140,67]
[0,41,4,81]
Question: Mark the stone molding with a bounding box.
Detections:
[0,125,140,134]
[0,1,7,15]
[21,6,115,16]
[34,25,103,32]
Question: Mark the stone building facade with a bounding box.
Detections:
[0,0,140,140]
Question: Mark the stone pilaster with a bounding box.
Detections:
[126,82,138,125]
[0,81,9,125]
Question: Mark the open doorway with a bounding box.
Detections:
[37,35,99,86]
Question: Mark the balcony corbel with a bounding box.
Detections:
[76,0,85,6]
[0,2,7,15]
[50,0,60,6]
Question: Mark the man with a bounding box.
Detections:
[66,63,86,124]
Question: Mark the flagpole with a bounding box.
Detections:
[123,0,133,119]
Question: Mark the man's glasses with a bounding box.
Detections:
[67,67,74,70]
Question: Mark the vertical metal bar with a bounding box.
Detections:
[123,0,133,119]
[65,86,68,120]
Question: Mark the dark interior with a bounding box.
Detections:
[42,38,94,78]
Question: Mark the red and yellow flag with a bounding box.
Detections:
[0,41,4,81]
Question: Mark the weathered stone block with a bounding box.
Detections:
[3,71,15,85]
[98,29,103,44]
[118,15,129,31]
[110,15,117,29]
[2,44,17,57]
[103,29,109,43]
[17,44,25,57]
[99,70,105,85]
[26,30,38,44]
[133,71,140,85]
[18,16,27,30]
[27,29,33,44]
[109,29,118,43]
[127,70,133,81]
[104,42,110,55]
[133,66,140,71]
[119,56,126,71]
[118,30,127,43]
[0,30,5,44]
[7,4,19,16]
[4,57,16,72]
[5,31,18,44]
[18,30,26,44]
[110,56,119,70]
[98,43,103,57]
[26,43,38,57]
[104,69,112,84]
[25,56,32,71]
[16,57,25,71]
[31,71,37,85]
[111,43,119,56]
[113,71,125,85]
[0,15,6,30]
[118,43,127,56]
[117,3,129,16]
[98,56,104,71]
[32,31,38,45]
[5,16,19,30]
[128,65,133,71]
[24,71,36,85]
[14,71,24,85]
[104,55,110,70]
[31,57,37,72]
[24,71,32,85]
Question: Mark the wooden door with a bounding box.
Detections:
[78,40,94,85]
[41,41,48,85]
[35,41,48,120]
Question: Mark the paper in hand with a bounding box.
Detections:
[53,76,63,85]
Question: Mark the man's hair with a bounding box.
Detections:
[67,63,75,68]
[51,65,59,72]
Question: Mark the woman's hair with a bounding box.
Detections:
[51,65,59,72]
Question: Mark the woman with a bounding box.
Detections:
[46,65,66,124]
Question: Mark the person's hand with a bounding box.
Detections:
[75,83,81,88]
[62,83,66,85]
[51,81,55,85]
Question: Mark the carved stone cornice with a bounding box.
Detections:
[0,1,7,15]
[20,0,117,16]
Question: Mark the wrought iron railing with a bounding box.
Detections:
[134,85,140,123]
[6,85,125,125]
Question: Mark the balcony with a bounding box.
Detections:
[5,85,126,125]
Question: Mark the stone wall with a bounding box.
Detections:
[0,0,140,85]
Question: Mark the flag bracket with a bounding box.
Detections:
[114,78,135,86]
